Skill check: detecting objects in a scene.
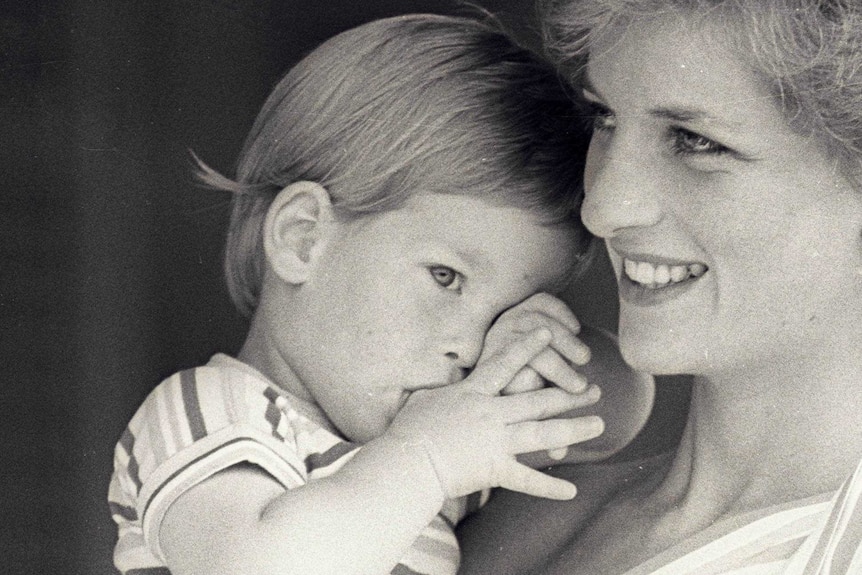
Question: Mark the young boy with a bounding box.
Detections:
[108,14,652,575]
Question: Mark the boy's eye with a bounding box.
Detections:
[429,266,463,291]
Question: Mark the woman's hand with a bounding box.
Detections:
[384,327,604,501]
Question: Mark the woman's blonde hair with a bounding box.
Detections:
[197,14,592,317]
[542,0,862,180]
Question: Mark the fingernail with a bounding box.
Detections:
[588,416,605,436]
[574,346,591,365]
[548,447,568,460]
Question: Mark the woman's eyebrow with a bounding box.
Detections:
[649,106,744,130]
[651,107,705,122]
[583,72,743,129]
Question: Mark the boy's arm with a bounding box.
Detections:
[159,329,603,575]
[160,438,446,575]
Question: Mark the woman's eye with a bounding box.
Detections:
[429,266,463,291]
[670,128,730,156]
[585,103,616,132]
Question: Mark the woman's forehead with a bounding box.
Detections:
[586,13,770,112]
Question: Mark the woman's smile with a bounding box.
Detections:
[581,10,862,376]
[609,245,710,307]
[622,258,707,289]
[616,262,706,307]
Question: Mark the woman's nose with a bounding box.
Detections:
[581,138,663,239]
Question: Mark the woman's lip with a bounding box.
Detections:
[609,246,705,268]
[606,246,709,305]
[622,258,708,288]
[617,266,704,306]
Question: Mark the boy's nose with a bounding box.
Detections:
[442,320,486,372]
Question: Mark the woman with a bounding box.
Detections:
[457,1,862,573]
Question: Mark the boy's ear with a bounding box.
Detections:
[263,181,334,285]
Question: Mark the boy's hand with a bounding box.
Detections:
[384,328,604,501]
[481,293,592,395]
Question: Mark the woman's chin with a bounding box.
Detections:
[618,329,702,377]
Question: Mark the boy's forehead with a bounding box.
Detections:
[391,194,580,290]
[463,226,577,280]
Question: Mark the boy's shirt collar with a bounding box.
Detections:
[208,353,341,437]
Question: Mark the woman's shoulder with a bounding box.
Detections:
[564,324,656,462]
[457,453,671,575]
[456,325,691,574]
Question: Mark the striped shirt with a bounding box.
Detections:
[108,354,486,575]
[624,459,862,575]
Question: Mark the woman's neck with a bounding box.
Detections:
[647,348,862,530]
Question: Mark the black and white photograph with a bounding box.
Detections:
[3,1,860,573]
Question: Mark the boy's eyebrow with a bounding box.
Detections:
[452,246,490,272]
[451,241,577,295]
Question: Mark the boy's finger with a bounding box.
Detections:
[547,447,569,460]
[505,415,604,454]
[512,293,582,334]
[494,461,577,500]
[548,329,591,366]
[467,328,552,395]
[529,349,589,393]
[496,312,590,367]
[498,385,601,422]
[501,367,544,395]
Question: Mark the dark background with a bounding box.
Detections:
[1,1,678,573]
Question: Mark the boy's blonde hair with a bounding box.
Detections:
[199,14,592,317]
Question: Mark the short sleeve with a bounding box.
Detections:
[111,365,308,563]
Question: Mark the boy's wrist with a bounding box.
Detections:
[351,434,448,509]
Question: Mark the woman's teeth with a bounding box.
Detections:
[623,259,706,289]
